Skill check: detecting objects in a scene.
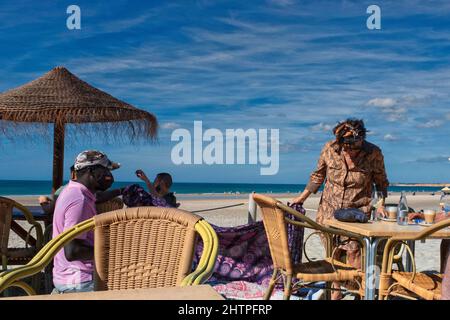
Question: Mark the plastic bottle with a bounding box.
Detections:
[397,191,409,225]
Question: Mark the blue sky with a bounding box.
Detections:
[0,0,449,183]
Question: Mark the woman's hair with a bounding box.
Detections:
[332,118,367,143]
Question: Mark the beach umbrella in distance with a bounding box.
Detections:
[0,66,158,192]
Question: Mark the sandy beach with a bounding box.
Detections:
[8,192,445,273]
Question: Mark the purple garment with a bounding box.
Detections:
[194,204,305,287]
[122,184,169,208]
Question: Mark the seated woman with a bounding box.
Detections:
[122,170,179,208]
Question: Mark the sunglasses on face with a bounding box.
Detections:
[342,136,363,145]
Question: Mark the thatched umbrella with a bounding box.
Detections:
[0,66,158,192]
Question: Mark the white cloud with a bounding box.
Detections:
[413,156,450,163]
[266,0,296,7]
[161,122,181,130]
[384,134,397,141]
[366,97,420,122]
[366,98,397,108]
[418,119,444,128]
[311,122,334,132]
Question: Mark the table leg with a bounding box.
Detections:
[405,240,416,272]
[364,237,381,300]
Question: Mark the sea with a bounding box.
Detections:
[0,180,444,196]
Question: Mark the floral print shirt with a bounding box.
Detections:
[306,140,389,226]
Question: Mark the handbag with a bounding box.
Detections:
[334,208,369,223]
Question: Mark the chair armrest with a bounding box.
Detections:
[192,221,219,285]
[0,219,94,295]
[391,219,450,242]
[181,220,218,286]
[13,201,44,250]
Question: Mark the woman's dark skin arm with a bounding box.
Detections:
[64,239,94,261]
[95,188,122,204]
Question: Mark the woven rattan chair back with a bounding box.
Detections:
[93,206,203,291]
[252,194,293,274]
[95,197,124,214]
[0,198,13,266]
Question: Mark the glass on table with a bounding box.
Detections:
[370,190,384,221]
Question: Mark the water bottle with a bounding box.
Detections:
[440,191,450,217]
[397,191,409,225]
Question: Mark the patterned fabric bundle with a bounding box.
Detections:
[194,203,306,287]
[121,184,171,208]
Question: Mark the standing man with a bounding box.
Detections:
[52,150,120,293]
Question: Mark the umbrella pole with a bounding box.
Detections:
[52,122,65,193]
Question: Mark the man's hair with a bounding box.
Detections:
[156,173,173,187]
[333,118,367,142]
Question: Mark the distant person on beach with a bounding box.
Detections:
[291,118,389,299]
[121,171,179,208]
[52,150,120,293]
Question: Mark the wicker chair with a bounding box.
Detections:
[376,204,418,272]
[95,197,124,214]
[253,194,364,300]
[378,218,450,300]
[0,197,43,270]
[0,207,218,295]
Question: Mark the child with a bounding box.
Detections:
[122,170,179,208]
[152,172,179,208]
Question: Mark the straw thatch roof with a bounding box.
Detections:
[0,66,158,140]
